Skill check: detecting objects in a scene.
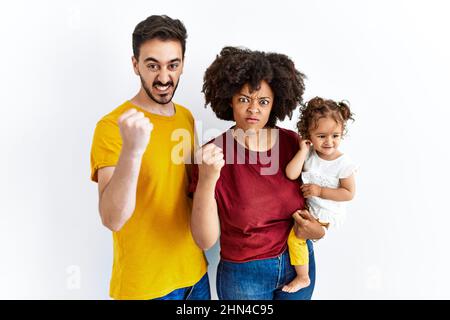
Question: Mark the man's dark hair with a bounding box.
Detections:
[202,46,306,128]
[132,15,187,60]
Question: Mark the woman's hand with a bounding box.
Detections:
[196,143,225,183]
[292,209,325,240]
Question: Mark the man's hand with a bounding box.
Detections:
[300,184,322,198]
[118,108,153,157]
[292,209,325,240]
[196,144,225,183]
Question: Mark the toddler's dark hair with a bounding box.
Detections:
[297,97,354,139]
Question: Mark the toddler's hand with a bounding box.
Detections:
[299,137,312,153]
[301,184,322,198]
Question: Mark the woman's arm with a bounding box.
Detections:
[300,174,356,201]
[292,210,326,240]
[190,144,224,250]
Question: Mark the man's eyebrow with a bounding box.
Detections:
[143,57,181,63]
[143,57,159,63]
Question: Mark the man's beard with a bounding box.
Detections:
[140,76,179,105]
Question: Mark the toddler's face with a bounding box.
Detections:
[308,117,343,160]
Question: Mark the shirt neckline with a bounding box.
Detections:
[312,148,345,163]
[228,126,280,154]
[125,100,178,121]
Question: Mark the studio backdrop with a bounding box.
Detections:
[1,0,449,299]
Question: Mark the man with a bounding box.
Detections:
[90,15,209,300]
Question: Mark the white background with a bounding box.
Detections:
[1,0,449,299]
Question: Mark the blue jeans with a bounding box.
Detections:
[153,273,211,300]
[217,240,315,300]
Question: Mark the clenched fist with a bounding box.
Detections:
[118,108,153,156]
[196,143,225,182]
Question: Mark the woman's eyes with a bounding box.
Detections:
[238,97,269,106]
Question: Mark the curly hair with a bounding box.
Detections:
[202,46,306,128]
[297,97,354,139]
[132,15,187,59]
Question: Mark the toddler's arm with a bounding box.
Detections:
[285,139,311,180]
[301,174,356,201]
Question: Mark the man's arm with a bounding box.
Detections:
[97,152,142,231]
[97,108,152,232]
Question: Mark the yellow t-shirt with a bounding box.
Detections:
[90,101,207,300]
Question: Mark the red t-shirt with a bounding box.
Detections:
[189,127,306,262]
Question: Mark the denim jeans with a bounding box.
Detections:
[153,273,211,300]
[217,240,315,300]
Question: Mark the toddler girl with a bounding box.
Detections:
[283,97,357,292]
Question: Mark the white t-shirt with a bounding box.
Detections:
[301,149,358,229]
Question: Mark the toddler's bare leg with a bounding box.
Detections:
[282,263,310,293]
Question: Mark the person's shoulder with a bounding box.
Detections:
[336,152,353,164]
[175,103,194,120]
[277,126,298,137]
[337,153,357,168]
[202,129,230,149]
[277,126,300,144]
[99,101,131,122]
[95,101,130,131]
[336,153,359,178]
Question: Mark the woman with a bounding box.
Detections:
[189,47,325,300]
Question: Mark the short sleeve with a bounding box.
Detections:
[90,119,122,182]
[188,164,199,198]
[338,158,358,179]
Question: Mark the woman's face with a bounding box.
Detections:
[231,81,274,132]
